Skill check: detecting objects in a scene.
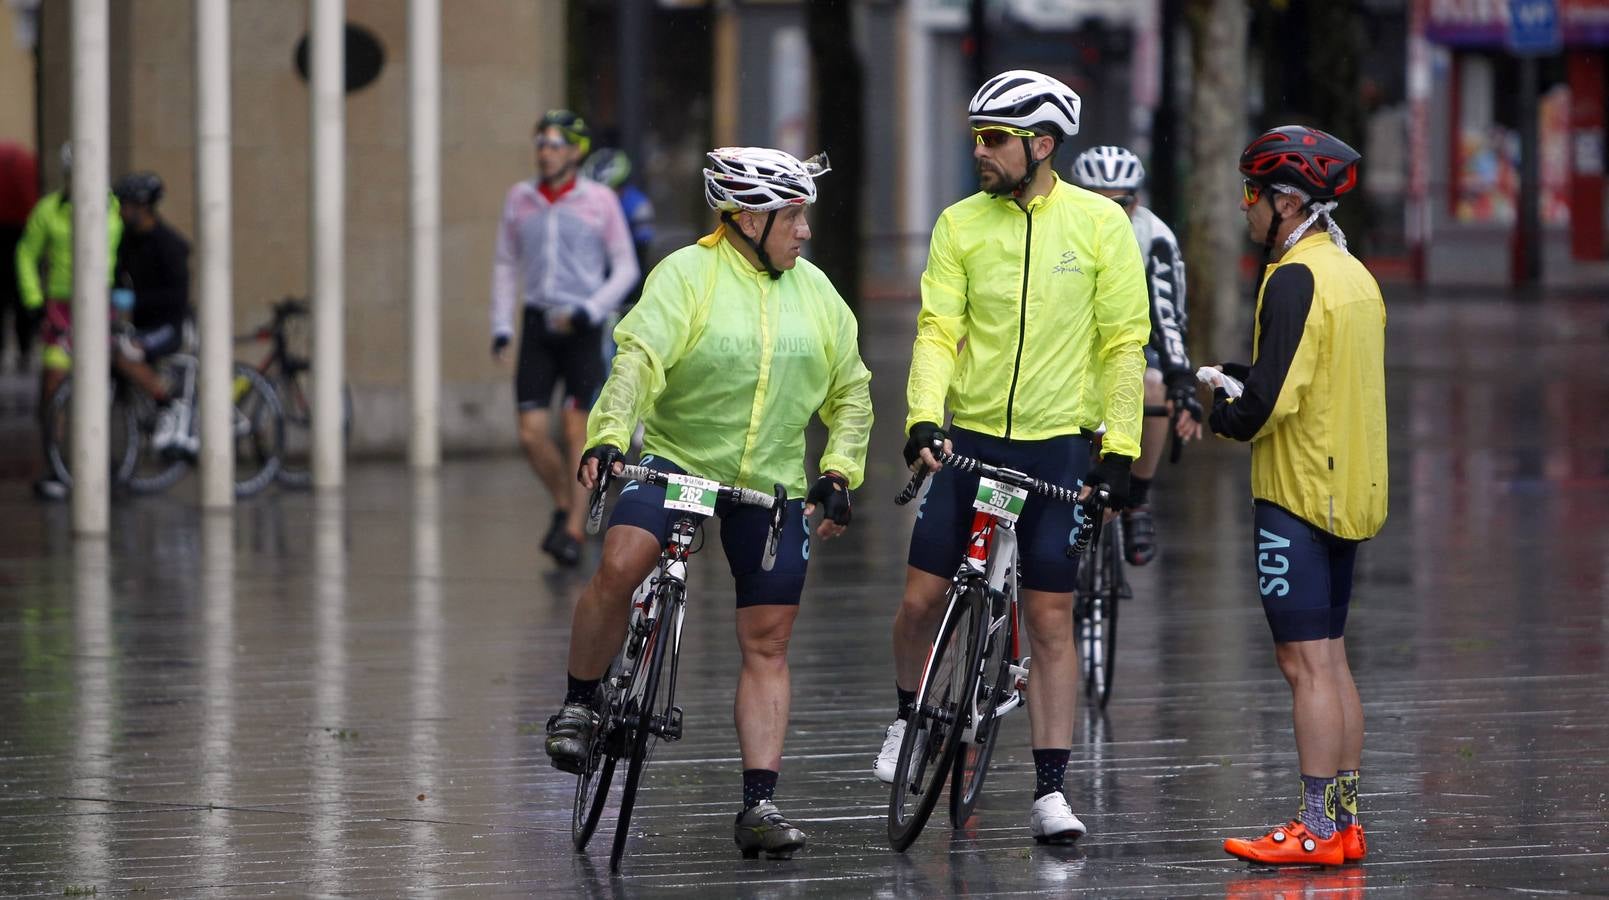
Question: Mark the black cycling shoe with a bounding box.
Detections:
[734,800,806,860]
[540,510,568,557]
[549,531,583,568]
[544,703,600,774]
[1121,505,1158,566]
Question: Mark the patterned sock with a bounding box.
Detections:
[1299,774,1337,838]
[1033,748,1071,800]
[1127,476,1152,508]
[742,768,778,810]
[896,686,917,721]
[1336,769,1360,829]
[563,673,600,707]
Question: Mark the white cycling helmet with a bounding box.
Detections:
[703,147,831,213]
[968,70,1081,139]
[1072,145,1144,191]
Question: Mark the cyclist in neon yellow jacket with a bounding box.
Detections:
[549,147,871,860]
[15,144,122,500]
[875,71,1151,845]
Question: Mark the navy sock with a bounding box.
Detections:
[896,686,917,721]
[564,673,600,707]
[1336,769,1360,829]
[742,768,778,810]
[1032,748,1071,800]
[1127,476,1152,508]
[1299,773,1337,838]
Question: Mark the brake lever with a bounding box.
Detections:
[760,484,786,572]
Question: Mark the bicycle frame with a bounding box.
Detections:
[617,515,697,745]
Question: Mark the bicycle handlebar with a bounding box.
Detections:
[587,463,788,571]
[895,451,1106,555]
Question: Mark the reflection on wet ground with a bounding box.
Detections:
[1,296,1607,897]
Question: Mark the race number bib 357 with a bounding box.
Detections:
[973,477,1028,524]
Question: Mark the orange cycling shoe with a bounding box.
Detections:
[1223,820,1344,866]
[1337,822,1367,861]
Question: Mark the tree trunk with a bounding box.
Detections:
[1185,0,1248,359]
[807,0,864,311]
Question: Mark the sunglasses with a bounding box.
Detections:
[1113,194,1137,209]
[1242,179,1264,205]
[534,136,574,150]
[972,125,1039,148]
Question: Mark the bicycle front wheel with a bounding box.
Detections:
[1079,526,1122,709]
[42,377,141,490]
[951,595,1014,826]
[572,654,624,851]
[610,585,680,873]
[889,585,979,851]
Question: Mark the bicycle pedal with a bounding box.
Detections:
[663,705,683,741]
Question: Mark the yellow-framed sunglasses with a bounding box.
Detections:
[972,124,1039,147]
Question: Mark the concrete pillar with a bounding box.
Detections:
[408,0,440,470]
[196,0,234,507]
[70,0,109,535]
[311,0,345,488]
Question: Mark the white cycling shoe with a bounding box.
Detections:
[1029,791,1087,844]
[873,719,905,784]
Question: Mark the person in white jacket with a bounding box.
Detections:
[490,109,638,566]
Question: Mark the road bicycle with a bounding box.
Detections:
[570,463,787,873]
[885,452,1103,850]
[43,332,283,497]
[236,297,352,488]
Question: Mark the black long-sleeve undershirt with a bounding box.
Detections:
[117,220,191,332]
[1208,263,1314,442]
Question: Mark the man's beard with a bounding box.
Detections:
[976,161,1017,194]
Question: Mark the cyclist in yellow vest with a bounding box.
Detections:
[875,70,1151,844]
[1212,126,1387,867]
[550,147,873,860]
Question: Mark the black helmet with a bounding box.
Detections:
[535,109,591,156]
[114,171,165,207]
[1239,125,1360,201]
[580,147,631,189]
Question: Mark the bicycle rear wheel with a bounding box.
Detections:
[951,596,1013,826]
[889,585,979,851]
[228,363,283,497]
[610,585,680,873]
[572,654,624,851]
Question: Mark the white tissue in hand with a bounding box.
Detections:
[1197,366,1244,399]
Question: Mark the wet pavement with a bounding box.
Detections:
[2,296,1608,898]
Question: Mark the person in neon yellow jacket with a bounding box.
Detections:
[15,144,122,500]
[874,71,1151,845]
[550,147,872,860]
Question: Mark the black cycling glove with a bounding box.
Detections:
[1082,454,1133,510]
[806,472,852,527]
[491,334,511,357]
[903,422,948,468]
[577,443,623,484]
[1167,376,1204,423]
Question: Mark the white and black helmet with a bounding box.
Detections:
[1072,145,1144,191]
[967,70,1081,139]
[703,147,831,213]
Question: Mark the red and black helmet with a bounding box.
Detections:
[1239,125,1360,201]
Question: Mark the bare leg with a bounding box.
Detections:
[562,406,591,539]
[892,566,953,692]
[735,604,800,771]
[1022,588,1077,750]
[1332,637,1363,771]
[1132,369,1167,482]
[112,357,169,403]
[565,524,661,680]
[518,408,571,514]
[1276,639,1344,776]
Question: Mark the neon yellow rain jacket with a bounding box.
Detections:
[15,191,123,308]
[586,230,873,496]
[907,175,1150,458]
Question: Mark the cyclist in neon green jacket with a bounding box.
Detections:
[550,147,872,860]
[15,144,122,500]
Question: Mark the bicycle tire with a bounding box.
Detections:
[274,365,352,488]
[572,654,625,851]
[229,363,284,497]
[42,377,141,490]
[1096,523,1121,708]
[951,593,1013,826]
[610,584,680,873]
[888,586,978,851]
[1079,525,1122,709]
[122,356,195,495]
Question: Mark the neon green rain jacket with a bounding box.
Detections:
[907,175,1150,459]
[15,191,123,308]
[586,230,874,496]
